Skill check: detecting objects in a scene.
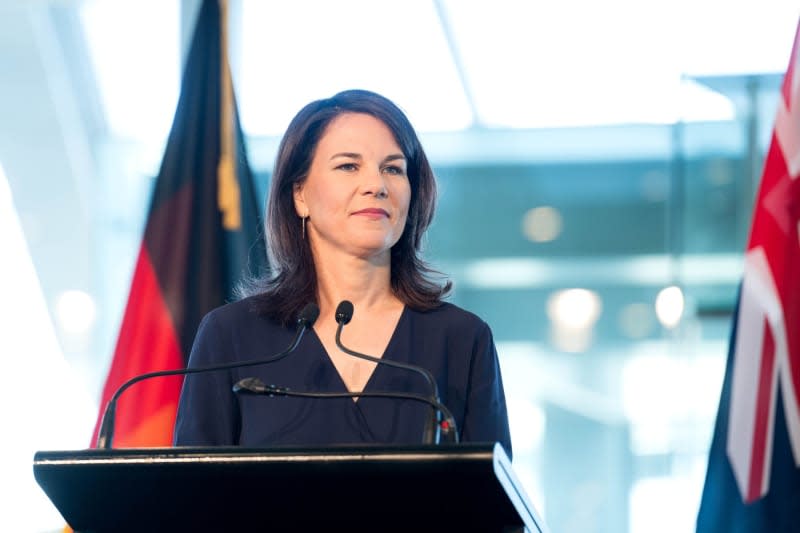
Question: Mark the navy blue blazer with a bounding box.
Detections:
[173,297,512,457]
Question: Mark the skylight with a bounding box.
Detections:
[238,0,473,135]
[78,0,800,138]
[79,0,180,140]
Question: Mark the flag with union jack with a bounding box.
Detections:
[696,19,800,533]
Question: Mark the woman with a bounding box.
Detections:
[174,89,511,455]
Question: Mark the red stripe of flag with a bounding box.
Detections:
[90,243,184,448]
[747,320,776,502]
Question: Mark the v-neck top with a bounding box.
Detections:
[310,305,406,395]
[173,296,512,457]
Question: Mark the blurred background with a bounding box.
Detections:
[1,0,798,531]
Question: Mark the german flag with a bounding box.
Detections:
[90,0,267,448]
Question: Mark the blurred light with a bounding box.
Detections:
[622,353,677,454]
[464,257,547,289]
[630,476,700,533]
[550,324,594,353]
[55,290,97,335]
[0,163,98,531]
[79,0,179,140]
[443,0,797,127]
[0,162,10,205]
[441,0,743,128]
[77,0,800,140]
[239,0,472,135]
[686,353,727,419]
[621,347,726,455]
[547,289,602,330]
[618,302,655,339]
[655,285,684,328]
[547,289,602,353]
[676,0,800,77]
[522,206,563,242]
[508,398,546,454]
[461,254,742,289]
[676,78,735,122]
[622,354,678,424]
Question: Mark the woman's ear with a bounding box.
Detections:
[293,182,307,218]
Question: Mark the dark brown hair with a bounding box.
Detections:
[245,89,450,324]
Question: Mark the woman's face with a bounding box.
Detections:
[293,112,411,262]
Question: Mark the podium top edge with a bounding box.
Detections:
[34,442,503,466]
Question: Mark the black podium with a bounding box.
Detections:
[34,442,547,532]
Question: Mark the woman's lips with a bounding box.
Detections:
[352,208,389,218]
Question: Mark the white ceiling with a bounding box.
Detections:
[72,0,800,140]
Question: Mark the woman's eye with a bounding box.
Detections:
[336,163,358,172]
[383,165,405,176]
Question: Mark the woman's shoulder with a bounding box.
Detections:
[189,296,297,365]
[202,294,283,332]
[409,301,490,333]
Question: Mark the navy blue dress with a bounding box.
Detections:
[173,297,512,457]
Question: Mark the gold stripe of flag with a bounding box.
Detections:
[217,0,241,230]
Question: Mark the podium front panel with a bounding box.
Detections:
[34,443,545,532]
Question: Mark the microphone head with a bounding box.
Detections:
[232,377,266,395]
[297,302,320,327]
[335,300,354,325]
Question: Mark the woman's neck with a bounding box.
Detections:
[313,250,398,319]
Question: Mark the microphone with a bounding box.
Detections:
[94,302,320,449]
[233,377,459,441]
[333,300,453,444]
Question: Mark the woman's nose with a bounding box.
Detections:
[361,168,388,198]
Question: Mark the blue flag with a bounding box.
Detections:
[696,19,800,533]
